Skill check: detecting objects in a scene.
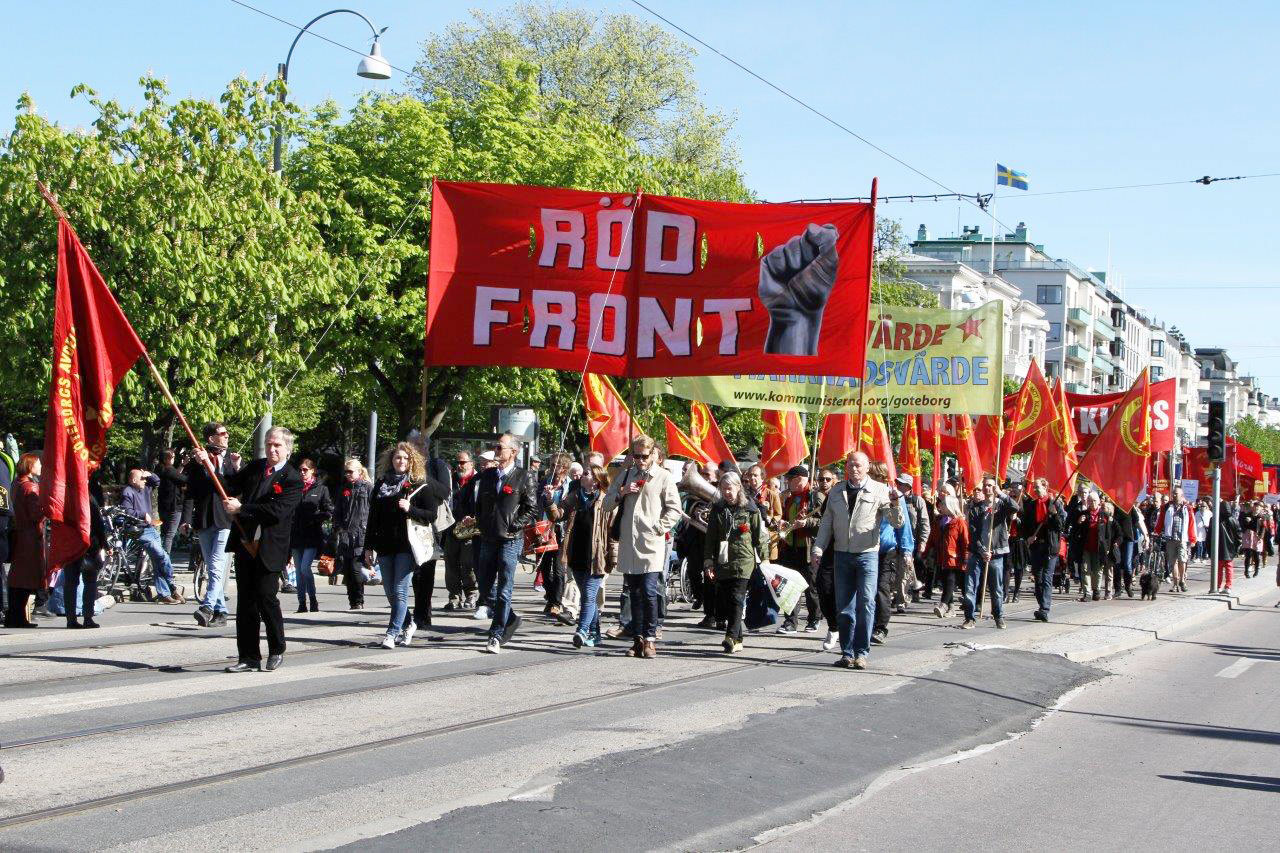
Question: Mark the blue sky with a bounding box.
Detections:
[5,1,1278,393]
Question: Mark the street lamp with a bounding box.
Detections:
[257,8,391,457]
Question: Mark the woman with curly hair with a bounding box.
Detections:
[364,442,449,649]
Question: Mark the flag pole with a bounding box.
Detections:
[36,179,253,554]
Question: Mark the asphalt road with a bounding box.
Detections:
[759,601,1280,853]
[0,558,1272,852]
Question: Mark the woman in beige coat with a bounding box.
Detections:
[602,436,683,658]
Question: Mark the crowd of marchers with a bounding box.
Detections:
[4,425,1277,673]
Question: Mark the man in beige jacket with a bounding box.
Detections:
[812,450,904,670]
[602,435,682,658]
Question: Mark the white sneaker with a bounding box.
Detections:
[380,633,396,650]
[821,631,839,652]
[399,623,416,647]
[472,606,492,621]
[485,637,501,654]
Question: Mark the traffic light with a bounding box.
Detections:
[1206,400,1226,463]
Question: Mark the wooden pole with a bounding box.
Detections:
[36,179,255,555]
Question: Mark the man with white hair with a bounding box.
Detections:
[1069,490,1113,602]
[199,426,303,673]
[1157,486,1196,593]
[812,451,904,670]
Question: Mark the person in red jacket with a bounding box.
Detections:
[925,491,969,619]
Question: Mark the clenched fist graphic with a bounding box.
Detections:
[759,223,839,356]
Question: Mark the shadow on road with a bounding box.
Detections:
[1158,770,1280,792]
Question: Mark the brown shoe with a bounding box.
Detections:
[625,636,644,657]
[642,639,657,659]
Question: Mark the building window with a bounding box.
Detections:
[1151,340,1165,357]
[1152,366,1164,382]
[1046,361,1060,379]
[1046,322,1062,343]
[1036,285,1062,304]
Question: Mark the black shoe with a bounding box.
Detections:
[296,604,308,614]
[66,619,82,629]
[83,619,100,629]
[350,603,364,610]
[1033,610,1049,622]
[209,612,228,628]
[310,601,319,613]
[194,606,212,627]
[696,616,716,629]
[870,630,886,646]
[225,661,260,673]
[281,583,297,594]
[265,654,284,672]
[833,656,853,668]
[501,613,523,645]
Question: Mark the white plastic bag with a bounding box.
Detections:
[759,562,808,615]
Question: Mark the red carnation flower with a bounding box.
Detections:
[272,483,283,494]
[635,479,647,489]
[737,522,750,533]
[343,489,351,498]
[402,480,411,491]
[502,484,514,495]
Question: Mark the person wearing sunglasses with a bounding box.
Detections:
[601,436,682,659]
[332,460,372,609]
[186,422,240,629]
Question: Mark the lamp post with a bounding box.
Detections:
[255,8,391,457]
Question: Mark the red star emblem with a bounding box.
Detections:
[959,314,985,341]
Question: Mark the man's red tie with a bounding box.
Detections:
[266,466,274,477]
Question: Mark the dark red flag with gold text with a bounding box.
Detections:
[43,219,146,569]
[426,181,875,378]
[1076,370,1151,511]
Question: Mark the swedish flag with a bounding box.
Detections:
[996,164,1028,190]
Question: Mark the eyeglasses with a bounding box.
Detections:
[212,430,228,437]
[631,452,649,460]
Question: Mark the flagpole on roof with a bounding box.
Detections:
[989,165,997,276]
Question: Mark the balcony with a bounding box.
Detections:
[1066,381,1091,394]
[1067,307,1090,327]
[1065,344,1088,363]
[1093,314,1118,338]
[1093,351,1120,373]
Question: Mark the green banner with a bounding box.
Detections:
[642,302,1004,415]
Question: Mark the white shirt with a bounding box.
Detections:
[497,461,515,491]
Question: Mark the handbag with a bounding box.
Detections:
[314,555,336,576]
[406,485,441,564]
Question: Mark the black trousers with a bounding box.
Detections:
[815,551,836,631]
[338,545,364,607]
[443,532,477,597]
[777,542,820,627]
[62,553,100,621]
[874,550,898,634]
[235,553,285,663]
[539,550,563,605]
[412,558,437,628]
[1006,538,1027,594]
[939,570,958,607]
[716,575,750,642]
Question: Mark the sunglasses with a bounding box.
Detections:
[631,452,649,459]
[212,430,229,437]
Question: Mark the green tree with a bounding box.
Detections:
[1233,415,1280,464]
[0,77,339,460]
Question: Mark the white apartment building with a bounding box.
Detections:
[910,222,1115,394]
[898,251,1049,379]
[1195,348,1251,430]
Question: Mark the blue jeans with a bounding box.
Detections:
[62,554,99,618]
[480,537,522,641]
[964,554,1005,620]
[624,572,662,640]
[379,551,416,636]
[833,551,878,658]
[1029,541,1058,615]
[1116,540,1136,591]
[197,526,231,613]
[573,569,603,641]
[139,525,175,598]
[292,547,319,606]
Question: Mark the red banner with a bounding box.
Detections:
[425,181,874,379]
[1065,378,1176,454]
[43,219,146,568]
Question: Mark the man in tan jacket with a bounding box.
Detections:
[812,450,904,670]
[602,435,682,658]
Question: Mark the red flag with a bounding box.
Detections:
[1028,380,1079,498]
[817,413,854,467]
[897,414,922,495]
[854,413,897,481]
[689,401,735,465]
[663,416,713,465]
[761,410,809,477]
[1011,360,1057,444]
[924,414,943,491]
[43,219,147,569]
[922,414,982,491]
[1076,369,1151,511]
[583,373,633,461]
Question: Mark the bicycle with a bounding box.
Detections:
[99,507,155,603]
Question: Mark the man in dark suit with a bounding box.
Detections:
[1020,477,1066,622]
[186,422,241,628]
[475,432,537,654]
[200,426,303,672]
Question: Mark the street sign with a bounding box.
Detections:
[1180,479,1199,503]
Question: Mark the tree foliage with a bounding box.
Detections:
[406,3,739,176]
[0,77,338,460]
[1232,415,1280,465]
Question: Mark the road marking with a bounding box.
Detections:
[1215,658,1259,678]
